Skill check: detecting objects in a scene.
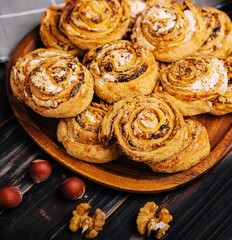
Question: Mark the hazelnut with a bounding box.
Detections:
[0,186,23,209]
[60,177,86,200]
[29,159,52,183]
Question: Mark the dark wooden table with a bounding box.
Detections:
[1,3,232,240]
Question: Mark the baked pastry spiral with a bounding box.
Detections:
[57,101,121,163]
[10,48,71,103]
[23,55,94,118]
[147,118,210,173]
[156,56,228,116]
[99,95,186,164]
[59,0,130,50]
[83,40,159,103]
[40,6,85,56]
[196,6,232,59]
[123,0,175,27]
[131,0,207,62]
[210,57,232,115]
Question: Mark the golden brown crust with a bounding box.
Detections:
[210,56,232,115]
[10,48,71,103]
[131,0,207,62]
[23,55,94,118]
[196,6,232,59]
[147,118,210,173]
[59,0,130,50]
[83,40,159,103]
[99,94,186,164]
[156,56,228,116]
[57,102,121,163]
[40,6,85,56]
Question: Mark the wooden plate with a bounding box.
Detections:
[6,26,232,193]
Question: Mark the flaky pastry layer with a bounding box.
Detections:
[147,118,210,173]
[83,40,159,103]
[99,94,186,164]
[59,0,130,50]
[156,56,228,116]
[57,101,121,163]
[131,0,207,62]
[23,55,94,118]
[40,6,85,56]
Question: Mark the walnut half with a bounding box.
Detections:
[69,203,106,239]
[136,202,173,239]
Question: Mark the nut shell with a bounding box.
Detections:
[60,177,86,200]
[0,186,23,209]
[29,159,52,183]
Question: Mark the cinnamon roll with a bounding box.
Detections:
[59,0,130,50]
[57,101,121,163]
[196,7,232,59]
[23,55,94,118]
[99,94,186,164]
[83,40,159,103]
[131,0,207,62]
[210,57,232,115]
[40,6,85,56]
[147,118,210,173]
[156,56,228,116]
[10,48,71,103]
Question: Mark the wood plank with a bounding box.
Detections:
[0,117,43,185]
[2,168,129,240]
[95,151,232,240]
[158,152,232,240]
[0,118,130,239]
[1,90,231,240]
[217,222,232,240]
[183,188,231,240]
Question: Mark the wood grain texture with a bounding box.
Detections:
[6,26,232,193]
[0,61,231,239]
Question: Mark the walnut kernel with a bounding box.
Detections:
[136,202,173,239]
[69,203,106,239]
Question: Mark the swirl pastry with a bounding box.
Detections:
[156,56,228,116]
[23,55,94,118]
[10,48,71,103]
[99,95,186,164]
[57,101,121,163]
[210,57,232,115]
[40,6,85,56]
[196,7,232,59]
[123,0,175,27]
[131,0,207,62]
[147,118,210,173]
[59,0,130,50]
[83,40,159,103]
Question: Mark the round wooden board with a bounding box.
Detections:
[6,26,232,193]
